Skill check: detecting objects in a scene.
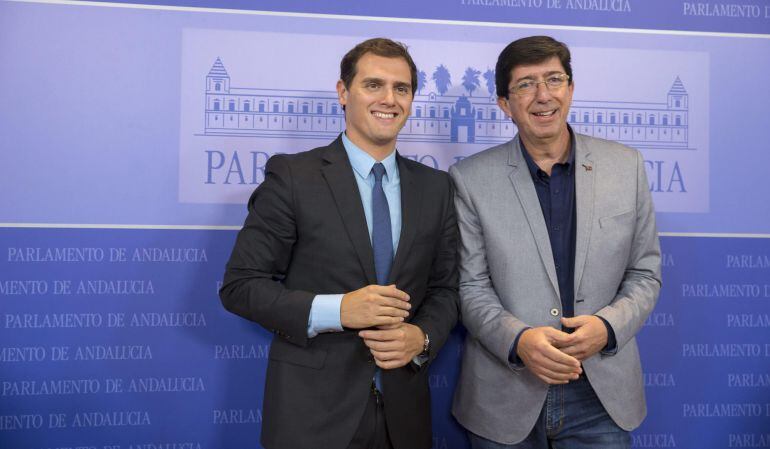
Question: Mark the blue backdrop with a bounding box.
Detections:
[1,0,769,448]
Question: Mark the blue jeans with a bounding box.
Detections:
[468,375,631,449]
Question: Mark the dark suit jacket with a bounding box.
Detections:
[220,135,459,449]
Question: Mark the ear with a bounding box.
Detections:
[336,79,348,108]
[497,96,513,119]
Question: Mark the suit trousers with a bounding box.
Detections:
[346,385,393,449]
[467,375,630,449]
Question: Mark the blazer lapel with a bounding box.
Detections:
[320,137,377,285]
[389,155,421,283]
[507,138,560,298]
[573,136,595,296]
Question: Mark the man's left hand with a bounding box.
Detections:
[359,323,424,370]
[557,315,608,361]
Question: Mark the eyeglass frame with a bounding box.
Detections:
[507,73,571,97]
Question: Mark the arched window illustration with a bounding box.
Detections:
[610,113,616,124]
[259,101,266,112]
[490,110,497,120]
[302,103,309,114]
[623,114,629,124]
[213,100,220,111]
[635,114,642,125]
[583,112,590,123]
[649,116,655,125]
[675,99,681,108]
[415,107,422,118]
[287,103,294,114]
[272,102,280,113]
[477,110,483,120]
[570,112,576,122]
[228,101,235,112]
[317,104,323,114]
[215,83,221,91]
[243,102,250,112]
[662,115,668,125]
[443,109,449,118]
[430,107,436,118]
[675,115,681,126]
[596,113,603,124]
[331,104,338,115]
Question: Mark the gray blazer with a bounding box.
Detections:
[449,132,662,444]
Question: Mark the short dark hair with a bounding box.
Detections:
[340,37,418,95]
[495,36,573,98]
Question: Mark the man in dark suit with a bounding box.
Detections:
[220,38,458,449]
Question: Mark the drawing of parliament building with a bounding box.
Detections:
[204,58,689,150]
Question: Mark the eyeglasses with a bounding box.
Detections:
[509,73,570,97]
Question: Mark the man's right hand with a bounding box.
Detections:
[517,326,582,385]
[340,285,411,329]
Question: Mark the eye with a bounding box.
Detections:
[546,75,565,87]
[365,82,381,91]
[516,80,534,92]
[395,85,410,95]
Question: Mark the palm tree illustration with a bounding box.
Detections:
[462,67,481,97]
[432,64,451,96]
[417,70,427,95]
[483,69,495,97]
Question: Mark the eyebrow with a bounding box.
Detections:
[359,77,411,88]
[360,77,385,85]
[514,70,564,83]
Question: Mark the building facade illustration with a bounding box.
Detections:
[204,58,689,150]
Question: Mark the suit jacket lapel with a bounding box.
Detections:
[507,138,560,298]
[389,154,421,283]
[573,136,595,296]
[320,136,377,285]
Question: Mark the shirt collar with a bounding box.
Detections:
[342,132,398,182]
[520,125,576,179]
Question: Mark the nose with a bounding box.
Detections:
[534,82,553,102]
[380,87,396,105]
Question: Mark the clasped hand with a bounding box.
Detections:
[341,284,424,370]
[517,315,608,385]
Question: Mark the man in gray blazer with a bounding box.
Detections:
[450,36,661,448]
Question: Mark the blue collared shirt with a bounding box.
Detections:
[521,134,577,321]
[307,133,402,337]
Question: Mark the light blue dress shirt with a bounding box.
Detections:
[307,133,402,337]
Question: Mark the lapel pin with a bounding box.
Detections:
[582,164,592,171]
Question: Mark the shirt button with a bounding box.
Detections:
[553,226,561,231]
[550,308,560,317]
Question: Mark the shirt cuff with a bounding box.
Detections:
[307,294,344,338]
[595,315,617,355]
[412,353,429,367]
[508,327,532,367]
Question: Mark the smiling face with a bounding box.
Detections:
[498,56,574,151]
[336,53,413,158]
